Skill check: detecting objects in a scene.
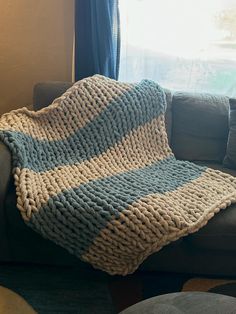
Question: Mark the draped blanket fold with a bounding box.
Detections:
[0,75,236,275]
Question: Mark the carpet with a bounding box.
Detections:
[0,264,236,314]
[0,264,114,314]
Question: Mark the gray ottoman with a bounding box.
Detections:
[119,292,236,314]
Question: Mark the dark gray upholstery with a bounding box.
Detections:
[224,98,236,169]
[171,92,229,162]
[164,89,173,144]
[0,142,11,260]
[33,81,73,111]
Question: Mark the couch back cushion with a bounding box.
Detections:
[33,82,73,111]
[223,98,236,169]
[171,92,229,162]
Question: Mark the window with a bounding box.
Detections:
[119,0,236,97]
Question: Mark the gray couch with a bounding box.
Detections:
[0,81,236,276]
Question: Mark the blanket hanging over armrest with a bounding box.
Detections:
[0,75,236,275]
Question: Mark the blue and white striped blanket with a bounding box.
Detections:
[0,75,236,275]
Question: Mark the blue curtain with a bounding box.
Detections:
[75,0,120,81]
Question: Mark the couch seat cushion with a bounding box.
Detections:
[186,162,236,251]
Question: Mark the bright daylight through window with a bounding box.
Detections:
[119,0,236,97]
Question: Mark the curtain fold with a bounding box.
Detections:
[75,0,120,81]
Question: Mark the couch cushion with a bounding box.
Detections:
[0,142,11,260]
[171,92,229,162]
[33,82,73,111]
[223,98,236,169]
[186,161,236,251]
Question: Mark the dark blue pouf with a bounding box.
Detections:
[119,292,236,314]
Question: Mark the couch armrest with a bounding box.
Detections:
[0,141,11,208]
[33,81,73,111]
[0,141,11,259]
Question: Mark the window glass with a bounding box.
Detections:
[119,0,236,97]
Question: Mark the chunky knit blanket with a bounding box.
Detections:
[0,75,236,275]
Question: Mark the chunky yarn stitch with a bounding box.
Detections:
[0,75,236,275]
